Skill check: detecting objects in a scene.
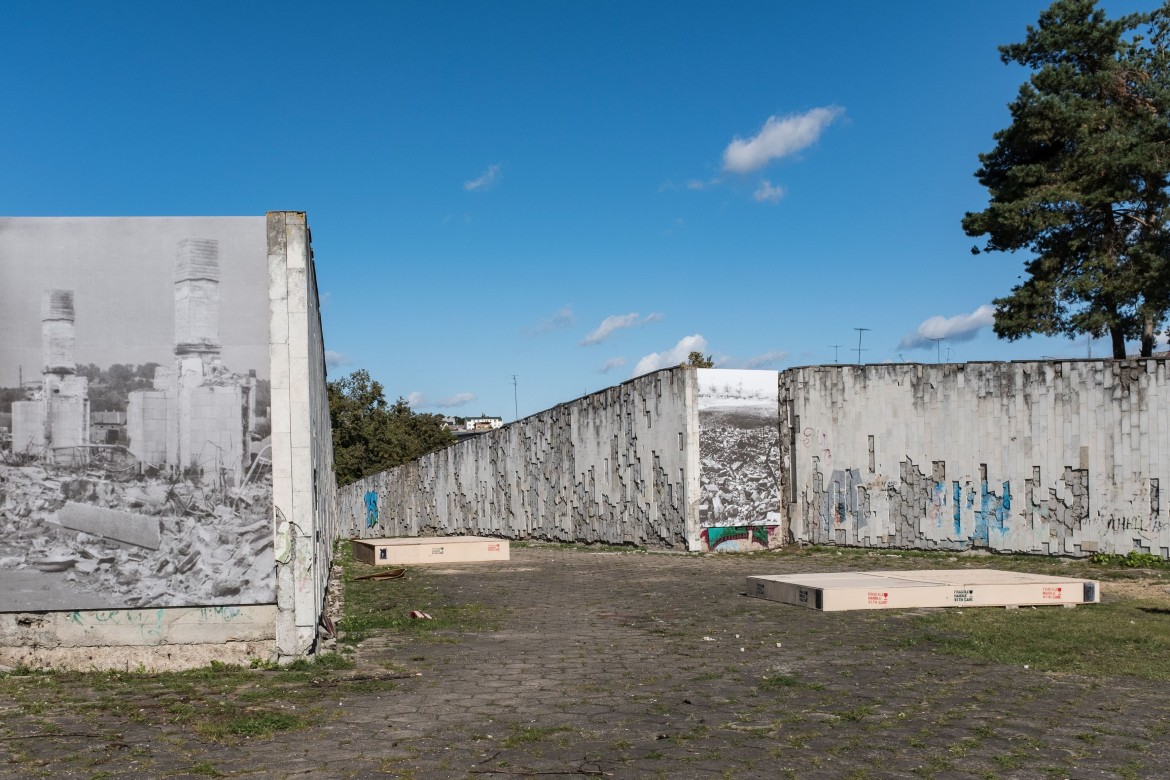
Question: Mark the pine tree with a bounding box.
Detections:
[963,0,1170,357]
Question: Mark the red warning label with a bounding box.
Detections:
[1042,586,1063,600]
[867,591,889,605]
[488,544,500,552]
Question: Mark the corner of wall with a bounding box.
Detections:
[268,211,335,658]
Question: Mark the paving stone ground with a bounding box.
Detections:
[3,545,1170,779]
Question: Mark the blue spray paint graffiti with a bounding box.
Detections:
[364,491,379,528]
[933,480,946,529]
[975,470,1011,546]
[952,482,962,536]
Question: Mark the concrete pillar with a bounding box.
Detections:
[41,289,76,376]
[174,239,221,356]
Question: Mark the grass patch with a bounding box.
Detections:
[500,723,574,748]
[910,599,1170,680]
[195,709,305,741]
[335,541,499,644]
[0,649,379,753]
[757,674,801,690]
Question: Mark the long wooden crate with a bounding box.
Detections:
[747,569,1100,611]
[351,536,510,566]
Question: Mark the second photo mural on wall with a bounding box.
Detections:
[696,368,780,551]
[0,218,275,612]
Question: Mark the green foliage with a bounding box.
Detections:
[327,369,455,485]
[76,363,161,411]
[963,0,1170,357]
[757,674,802,690]
[1088,550,1170,568]
[684,351,715,368]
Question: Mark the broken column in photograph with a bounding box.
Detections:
[127,239,255,483]
[10,289,90,464]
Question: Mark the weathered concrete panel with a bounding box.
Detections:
[267,212,338,658]
[340,368,699,550]
[779,360,1170,556]
[0,604,275,671]
[58,502,162,550]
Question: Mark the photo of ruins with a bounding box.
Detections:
[696,369,781,538]
[0,218,274,612]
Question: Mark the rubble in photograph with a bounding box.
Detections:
[0,461,273,608]
[698,420,780,526]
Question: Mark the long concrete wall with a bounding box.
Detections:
[340,368,700,549]
[779,360,1170,557]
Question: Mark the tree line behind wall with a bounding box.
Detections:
[327,369,455,486]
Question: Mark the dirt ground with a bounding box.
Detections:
[3,546,1170,779]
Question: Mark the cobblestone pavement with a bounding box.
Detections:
[4,546,1170,779]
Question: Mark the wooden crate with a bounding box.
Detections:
[747,569,1100,612]
[351,536,510,566]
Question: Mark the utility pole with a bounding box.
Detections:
[510,375,518,421]
[827,345,842,364]
[853,328,870,366]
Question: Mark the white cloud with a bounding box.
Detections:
[406,391,475,408]
[722,107,844,174]
[324,350,349,369]
[531,305,574,335]
[599,357,626,373]
[464,163,501,191]
[753,180,785,204]
[729,349,789,369]
[632,334,708,377]
[435,392,476,408]
[582,312,663,345]
[582,313,639,345]
[899,305,996,350]
[659,178,719,193]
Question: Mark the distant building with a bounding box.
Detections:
[464,416,503,431]
[91,410,127,445]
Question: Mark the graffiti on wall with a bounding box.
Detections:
[798,451,1169,555]
[700,525,779,552]
[364,490,379,528]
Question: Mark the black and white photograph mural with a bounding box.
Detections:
[696,368,781,552]
[0,218,274,611]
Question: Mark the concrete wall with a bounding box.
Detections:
[268,212,338,658]
[340,368,700,549]
[779,360,1170,557]
[0,605,276,671]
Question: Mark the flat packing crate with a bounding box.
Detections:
[352,536,509,566]
[747,570,1100,611]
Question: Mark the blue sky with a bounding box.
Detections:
[0,1,1155,419]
